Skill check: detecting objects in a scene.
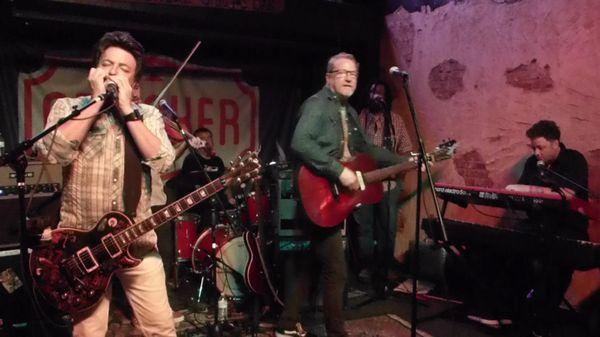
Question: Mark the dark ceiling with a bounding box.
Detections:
[3,0,386,75]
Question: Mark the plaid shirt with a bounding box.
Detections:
[35,96,175,252]
[358,108,413,154]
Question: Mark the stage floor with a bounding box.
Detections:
[102,270,592,337]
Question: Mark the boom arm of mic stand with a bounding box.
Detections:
[398,75,448,337]
[540,165,593,198]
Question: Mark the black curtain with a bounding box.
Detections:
[0,33,20,152]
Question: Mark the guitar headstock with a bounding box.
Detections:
[225,150,262,188]
[428,139,458,162]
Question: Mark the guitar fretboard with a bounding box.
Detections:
[363,160,413,185]
[113,177,226,248]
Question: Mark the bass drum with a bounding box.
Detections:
[191,227,248,299]
[215,236,249,299]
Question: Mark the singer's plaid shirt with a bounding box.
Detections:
[358,108,413,155]
[35,96,175,253]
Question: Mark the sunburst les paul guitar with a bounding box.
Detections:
[29,151,261,314]
[298,140,458,228]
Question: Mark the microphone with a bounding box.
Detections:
[536,160,549,179]
[92,80,119,103]
[389,66,409,79]
[158,99,179,121]
[104,81,118,98]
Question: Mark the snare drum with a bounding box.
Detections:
[175,213,201,261]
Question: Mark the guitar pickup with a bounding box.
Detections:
[76,247,99,273]
[356,171,366,191]
[101,234,123,258]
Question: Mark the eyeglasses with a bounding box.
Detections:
[328,69,359,79]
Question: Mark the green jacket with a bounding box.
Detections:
[291,86,407,181]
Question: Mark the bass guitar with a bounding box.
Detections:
[298,140,457,227]
[29,151,260,314]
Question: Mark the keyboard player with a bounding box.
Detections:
[506,120,589,336]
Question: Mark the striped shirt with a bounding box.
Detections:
[35,97,175,253]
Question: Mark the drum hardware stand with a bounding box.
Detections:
[157,102,241,337]
[197,205,248,337]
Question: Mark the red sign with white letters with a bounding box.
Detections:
[18,66,259,166]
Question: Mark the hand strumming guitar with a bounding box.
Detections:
[339,167,360,191]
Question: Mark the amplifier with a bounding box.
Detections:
[0,162,62,247]
[0,162,62,196]
[271,168,302,237]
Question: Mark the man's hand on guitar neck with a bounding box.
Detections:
[408,154,434,173]
[339,167,360,191]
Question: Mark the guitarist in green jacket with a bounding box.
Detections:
[276,52,408,337]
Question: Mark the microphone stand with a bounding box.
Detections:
[538,165,593,198]
[397,74,448,337]
[0,95,112,334]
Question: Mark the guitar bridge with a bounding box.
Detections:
[76,247,99,273]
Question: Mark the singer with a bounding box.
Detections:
[466,120,589,335]
[275,53,406,337]
[511,120,588,234]
[34,31,177,336]
[515,120,589,336]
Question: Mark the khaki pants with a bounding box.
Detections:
[72,251,176,337]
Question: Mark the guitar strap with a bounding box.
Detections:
[339,105,352,161]
[382,110,394,152]
[122,126,143,218]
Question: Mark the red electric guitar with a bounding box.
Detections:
[298,140,457,227]
[29,151,261,314]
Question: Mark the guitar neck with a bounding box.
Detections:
[114,177,226,247]
[362,159,414,185]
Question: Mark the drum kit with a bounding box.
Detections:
[171,192,271,301]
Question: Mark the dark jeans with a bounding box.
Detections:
[352,180,401,271]
[278,225,348,337]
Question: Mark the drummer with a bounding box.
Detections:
[178,127,236,226]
